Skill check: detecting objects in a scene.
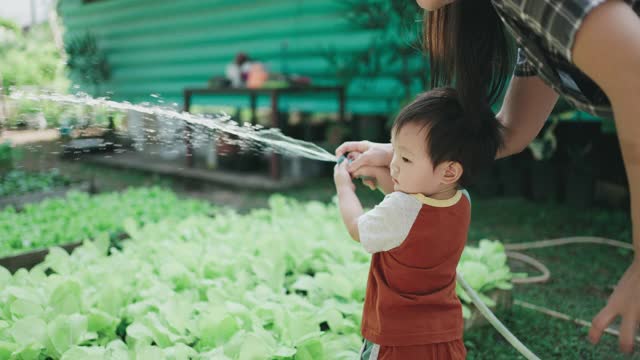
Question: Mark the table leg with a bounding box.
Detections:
[250,93,257,126]
[338,87,345,123]
[270,91,280,180]
[183,90,194,167]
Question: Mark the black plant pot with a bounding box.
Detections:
[555,121,601,207]
[564,166,595,207]
[530,159,558,203]
[497,154,528,197]
[304,123,327,142]
[563,144,597,207]
[469,164,500,197]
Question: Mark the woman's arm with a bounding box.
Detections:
[571,0,640,354]
[496,75,559,158]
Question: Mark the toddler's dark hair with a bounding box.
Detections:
[393,87,503,187]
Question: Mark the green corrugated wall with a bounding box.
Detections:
[59,0,425,115]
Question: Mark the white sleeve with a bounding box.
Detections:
[357,192,422,254]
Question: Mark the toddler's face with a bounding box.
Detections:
[390,122,444,195]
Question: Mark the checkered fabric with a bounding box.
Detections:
[492,0,640,118]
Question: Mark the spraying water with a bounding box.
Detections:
[8,91,338,163]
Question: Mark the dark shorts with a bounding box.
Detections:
[359,339,467,360]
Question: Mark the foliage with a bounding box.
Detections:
[0,143,11,164]
[64,32,110,97]
[324,0,427,105]
[0,20,68,94]
[0,19,69,129]
[0,187,215,257]
[0,143,17,174]
[0,18,20,34]
[0,170,71,197]
[0,194,514,359]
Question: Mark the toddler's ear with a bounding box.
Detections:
[439,161,463,185]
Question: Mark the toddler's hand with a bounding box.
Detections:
[344,151,381,191]
[334,161,355,191]
[336,141,393,173]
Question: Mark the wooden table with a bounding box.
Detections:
[183,86,345,180]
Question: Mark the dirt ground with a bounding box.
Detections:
[0,129,60,145]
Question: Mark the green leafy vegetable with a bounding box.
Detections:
[0,187,216,257]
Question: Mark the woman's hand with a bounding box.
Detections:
[335,141,394,173]
[589,258,640,353]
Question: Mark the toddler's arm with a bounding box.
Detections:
[334,161,363,242]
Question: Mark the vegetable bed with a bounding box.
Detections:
[0,196,516,360]
[0,187,215,259]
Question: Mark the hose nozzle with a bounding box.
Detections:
[336,153,375,183]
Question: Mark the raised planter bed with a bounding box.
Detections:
[0,241,82,274]
[0,232,128,273]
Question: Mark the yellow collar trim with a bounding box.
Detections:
[412,190,462,207]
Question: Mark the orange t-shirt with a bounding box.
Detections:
[357,190,470,346]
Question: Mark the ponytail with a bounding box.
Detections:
[424,0,513,115]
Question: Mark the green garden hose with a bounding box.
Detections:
[457,272,542,360]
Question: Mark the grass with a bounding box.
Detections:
[465,198,636,359]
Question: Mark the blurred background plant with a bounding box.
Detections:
[0,16,69,130]
[0,141,23,176]
[0,18,68,94]
[64,32,110,97]
[323,0,428,128]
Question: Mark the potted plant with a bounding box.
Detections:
[323,0,428,124]
[65,32,110,97]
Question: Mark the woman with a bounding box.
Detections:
[337,0,640,354]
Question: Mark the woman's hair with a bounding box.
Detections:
[393,88,503,187]
[424,1,513,113]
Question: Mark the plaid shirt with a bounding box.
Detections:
[491,0,640,119]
